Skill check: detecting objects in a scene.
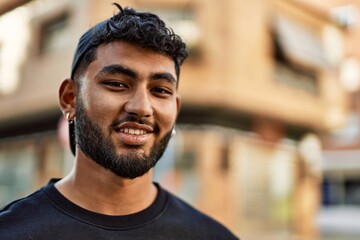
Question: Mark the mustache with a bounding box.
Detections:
[108,115,158,132]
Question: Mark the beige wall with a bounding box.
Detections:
[0,0,350,133]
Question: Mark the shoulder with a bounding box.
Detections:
[161,188,239,240]
[0,179,61,216]
[0,186,53,237]
[0,188,45,217]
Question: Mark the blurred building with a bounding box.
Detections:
[0,0,358,239]
[311,1,360,240]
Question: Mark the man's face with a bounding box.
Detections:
[74,42,180,179]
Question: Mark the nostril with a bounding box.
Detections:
[123,101,153,117]
[124,111,151,118]
[126,111,137,116]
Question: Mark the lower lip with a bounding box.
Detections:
[116,132,149,146]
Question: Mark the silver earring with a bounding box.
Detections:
[171,128,176,137]
[65,112,74,124]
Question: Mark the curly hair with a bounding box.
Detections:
[71,3,188,82]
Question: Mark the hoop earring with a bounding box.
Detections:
[66,112,73,123]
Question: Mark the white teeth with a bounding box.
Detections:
[120,128,146,135]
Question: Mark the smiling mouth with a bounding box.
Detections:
[114,122,154,146]
[114,121,154,133]
[119,128,147,135]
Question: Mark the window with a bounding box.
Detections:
[272,15,324,94]
[273,33,318,94]
[0,144,36,207]
[39,12,70,54]
[0,6,30,95]
[143,8,201,59]
[0,132,66,207]
[322,176,360,206]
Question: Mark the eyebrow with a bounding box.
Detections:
[150,72,177,84]
[95,64,137,79]
[95,64,177,84]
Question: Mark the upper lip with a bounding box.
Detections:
[115,122,154,133]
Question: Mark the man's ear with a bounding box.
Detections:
[59,79,77,119]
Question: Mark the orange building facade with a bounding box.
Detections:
[0,0,358,239]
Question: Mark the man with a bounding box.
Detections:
[0,4,238,239]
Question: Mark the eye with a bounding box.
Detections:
[151,87,173,97]
[102,81,128,89]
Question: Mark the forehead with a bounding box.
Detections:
[87,42,176,79]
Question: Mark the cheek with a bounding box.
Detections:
[156,102,178,129]
[80,89,120,123]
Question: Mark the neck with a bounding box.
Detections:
[55,151,157,216]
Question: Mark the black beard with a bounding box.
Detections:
[74,98,172,179]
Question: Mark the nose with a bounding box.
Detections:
[124,87,153,118]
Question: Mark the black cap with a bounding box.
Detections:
[70,19,107,79]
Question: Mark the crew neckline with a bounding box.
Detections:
[42,179,168,230]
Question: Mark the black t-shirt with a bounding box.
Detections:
[0,180,239,239]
